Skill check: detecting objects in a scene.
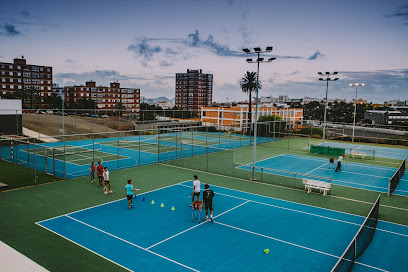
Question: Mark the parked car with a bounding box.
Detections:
[81,113,91,117]
[91,114,99,118]
[37,110,47,114]
[100,114,109,118]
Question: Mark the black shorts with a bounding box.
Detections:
[127,195,133,200]
[205,202,213,211]
[193,191,200,197]
[98,175,103,180]
[104,180,110,184]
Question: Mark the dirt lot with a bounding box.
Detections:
[22,113,133,140]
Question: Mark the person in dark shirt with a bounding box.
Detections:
[202,184,214,222]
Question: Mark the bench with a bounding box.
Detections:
[302,178,331,196]
[351,151,366,159]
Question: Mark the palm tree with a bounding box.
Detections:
[239,71,262,134]
[26,87,40,109]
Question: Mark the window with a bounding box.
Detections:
[9,72,13,76]
[9,65,12,69]
[18,85,22,89]
[10,85,14,89]
[17,72,21,76]
[32,67,39,72]
[1,78,4,82]
[2,85,6,88]
[17,66,21,69]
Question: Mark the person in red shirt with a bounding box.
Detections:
[90,162,96,184]
[96,162,104,187]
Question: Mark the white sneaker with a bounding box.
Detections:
[109,190,113,193]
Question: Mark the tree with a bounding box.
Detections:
[114,101,125,116]
[239,71,262,134]
[43,93,62,109]
[258,114,286,137]
[26,87,40,109]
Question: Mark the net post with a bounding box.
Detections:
[26,140,29,165]
[44,144,48,174]
[261,167,263,182]
[388,180,391,197]
[373,150,375,161]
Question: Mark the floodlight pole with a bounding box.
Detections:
[318,72,339,145]
[243,47,275,180]
[350,83,364,142]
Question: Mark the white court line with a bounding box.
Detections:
[178,181,408,237]
[65,216,199,272]
[321,168,390,179]
[214,221,389,272]
[36,182,184,224]
[282,154,398,171]
[146,200,250,249]
[305,162,329,175]
[35,222,134,272]
[161,163,407,212]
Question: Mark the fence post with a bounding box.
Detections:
[232,150,235,176]
[117,132,120,170]
[34,140,37,185]
[139,133,141,166]
[157,128,160,163]
[63,137,66,179]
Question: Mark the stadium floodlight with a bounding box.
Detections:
[243,46,275,180]
[349,83,365,142]
[317,72,340,145]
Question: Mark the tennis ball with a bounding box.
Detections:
[36,176,39,178]
[264,249,269,254]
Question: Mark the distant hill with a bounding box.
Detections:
[155,96,170,102]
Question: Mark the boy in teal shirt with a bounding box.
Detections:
[124,180,139,209]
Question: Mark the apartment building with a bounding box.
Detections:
[64,81,140,112]
[201,105,304,130]
[175,69,212,112]
[0,57,53,104]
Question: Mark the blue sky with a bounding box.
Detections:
[1,0,407,103]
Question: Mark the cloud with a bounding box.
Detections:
[128,38,163,61]
[22,9,31,17]
[238,25,251,45]
[385,5,408,24]
[183,30,243,57]
[0,23,22,37]
[226,0,234,7]
[308,50,325,60]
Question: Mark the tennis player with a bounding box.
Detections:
[125,180,137,209]
[103,167,112,194]
[97,162,104,187]
[335,154,344,172]
[192,175,201,206]
[90,162,96,184]
[203,184,215,222]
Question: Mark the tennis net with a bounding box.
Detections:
[331,194,380,272]
[388,157,406,196]
[37,143,101,158]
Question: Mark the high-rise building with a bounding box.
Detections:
[175,69,212,111]
[64,81,140,112]
[0,57,53,106]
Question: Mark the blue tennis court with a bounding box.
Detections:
[239,154,408,196]
[36,181,408,271]
[317,142,408,160]
[1,132,268,179]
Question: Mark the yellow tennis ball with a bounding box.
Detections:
[264,249,269,254]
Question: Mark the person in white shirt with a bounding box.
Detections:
[192,175,201,206]
[335,154,344,172]
[103,167,113,193]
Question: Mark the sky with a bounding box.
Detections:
[0,0,407,103]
